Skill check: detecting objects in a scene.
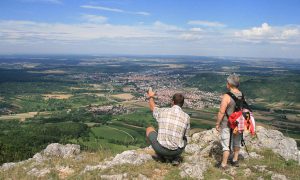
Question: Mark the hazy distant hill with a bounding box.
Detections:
[186,73,300,103]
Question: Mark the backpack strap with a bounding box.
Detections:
[226,91,252,112]
[225,91,238,118]
[226,91,240,103]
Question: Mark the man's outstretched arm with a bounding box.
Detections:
[147,88,156,111]
[149,97,156,111]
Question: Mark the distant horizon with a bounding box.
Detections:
[0,53,299,60]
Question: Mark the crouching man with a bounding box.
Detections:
[146,88,190,164]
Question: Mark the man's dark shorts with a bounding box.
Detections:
[148,131,187,157]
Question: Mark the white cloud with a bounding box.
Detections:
[179,28,203,40]
[236,23,271,37]
[0,20,174,43]
[0,20,300,58]
[189,28,203,32]
[187,20,225,27]
[81,5,150,16]
[282,29,299,38]
[235,23,300,44]
[179,33,202,40]
[81,5,124,13]
[81,14,107,24]
[136,12,151,16]
[153,21,182,31]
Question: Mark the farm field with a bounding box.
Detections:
[111,93,134,100]
[0,112,38,121]
[42,94,73,100]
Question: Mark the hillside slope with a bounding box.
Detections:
[1,126,299,180]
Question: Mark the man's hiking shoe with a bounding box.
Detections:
[151,155,166,163]
[170,156,182,166]
[152,155,182,165]
[171,159,180,166]
[230,160,239,167]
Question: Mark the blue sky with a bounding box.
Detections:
[0,0,300,58]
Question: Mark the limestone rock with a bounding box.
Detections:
[243,168,252,176]
[56,165,74,179]
[135,174,150,180]
[253,165,268,173]
[27,167,51,177]
[100,174,127,180]
[179,153,210,179]
[185,143,201,154]
[1,143,80,172]
[84,164,107,173]
[245,126,298,161]
[33,152,47,163]
[298,151,300,165]
[112,150,152,165]
[0,162,17,171]
[271,173,287,180]
[191,125,299,162]
[191,128,219,145]
[43,143,80,158]
[226,167,237,176]
[83,149,152,173]
[0,160,29,171]
[239,149,264,159]
[206,141,222,159]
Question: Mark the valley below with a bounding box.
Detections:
[0,55,299,165]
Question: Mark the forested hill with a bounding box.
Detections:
[186,73,300,103]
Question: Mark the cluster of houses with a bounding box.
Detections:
[88,105,132,115]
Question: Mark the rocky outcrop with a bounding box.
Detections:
[83,149,152,173]
[0,143,80,175]
[244,126,299,161]
[271,173,287,180]
[253,165,287,180]
[189,126,299,162]
[42,143,80,158]
[27,167,51,177]
[100,174,128,180]
[0,126,299,179]
[179,152,210,179]
[180,126,300,179]
[0,162,20,171]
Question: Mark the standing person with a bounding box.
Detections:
[216,74,242,169]
[146,88,190,164]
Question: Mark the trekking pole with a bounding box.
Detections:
[241,138,250,157]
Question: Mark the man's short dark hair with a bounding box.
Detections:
[172,93,184,107]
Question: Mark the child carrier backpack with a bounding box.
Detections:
[225,92,256,153]
[225,92,255,135]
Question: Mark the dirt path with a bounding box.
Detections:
[107,126,135,141]
[112,121,145,130]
